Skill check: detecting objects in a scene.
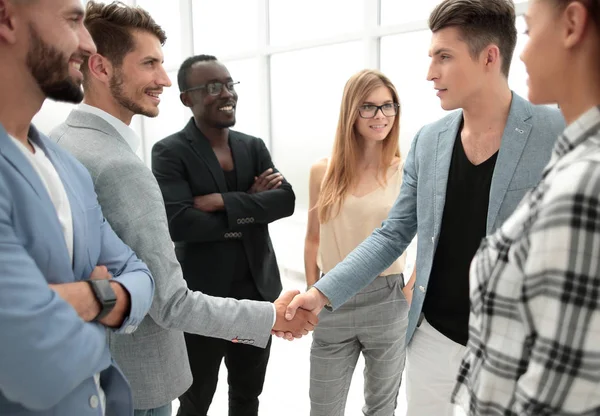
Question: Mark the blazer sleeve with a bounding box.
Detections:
[94,161,274,348]
[91,202,155,333]
[152,139,240,243]
[313,128,421,309]
[0,176,111,411]
[221,138,295,227]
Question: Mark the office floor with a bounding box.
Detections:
[170,272,409,416]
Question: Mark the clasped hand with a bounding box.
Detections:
[271,288,329,340]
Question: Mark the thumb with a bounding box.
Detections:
[285,293,306,321]
[277,289,300,305]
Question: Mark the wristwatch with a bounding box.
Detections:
[87,279,117,321]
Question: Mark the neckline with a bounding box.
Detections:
[348,165,401,199]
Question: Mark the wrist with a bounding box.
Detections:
[309,287,330,309]
[87,279,117,321]
[81,281,102,321]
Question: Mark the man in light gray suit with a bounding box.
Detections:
[50,2,317,416]
[285,0,565,415]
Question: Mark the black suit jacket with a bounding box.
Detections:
[151,119,294,301]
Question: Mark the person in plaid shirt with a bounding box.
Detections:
[452,0,600,415]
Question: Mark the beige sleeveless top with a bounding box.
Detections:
[317,162,406,276]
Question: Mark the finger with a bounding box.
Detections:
[272,181,282,189]
[271,330,285,338]
[303,322,316,332]
[258,168,273,180]
[284,332,294,341]
[264,172,282,182]
[266,175,283,188]
[285,293,307,320]
[90,265,109,279]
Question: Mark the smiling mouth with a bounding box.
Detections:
[370,124,387,129]
[219,105,235,112]
[146,92,161,99]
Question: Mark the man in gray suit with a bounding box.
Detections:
[50,2,317,416]
[285,0,565,415]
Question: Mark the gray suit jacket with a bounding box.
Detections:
[313,93,566,343]
[50,109,275,410]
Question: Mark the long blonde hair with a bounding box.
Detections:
[317,69,401,224]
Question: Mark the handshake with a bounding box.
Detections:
[271,288,331,340]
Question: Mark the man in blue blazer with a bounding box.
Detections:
[0,0,154,415]
[286,0,565,414]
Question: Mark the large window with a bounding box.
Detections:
[32,0,534,279]
[508,16,529,100]
[192,0,259,56]
[380,0,440,26]
[136,0,185,70]
[223,58,267,141]
[269,0,363,46]
[270,42,365,210]
[139,70,189,165]
[381,30,449,154]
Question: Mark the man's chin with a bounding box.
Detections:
[214,117,236,129]
[43,79,84,104]
[140,107,160,118]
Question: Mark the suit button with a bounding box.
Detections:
[419,286,425,293]
[238,232,243,238]
[225,233,230,238]
[237,219,242,225]
[250,218,255,223]
[89,395,99,409]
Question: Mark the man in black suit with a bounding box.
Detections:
[151,54,295,416]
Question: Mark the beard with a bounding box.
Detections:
[109,69,156,118]
[26,24,84,104]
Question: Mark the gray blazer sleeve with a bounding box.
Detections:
[94,158,275,348]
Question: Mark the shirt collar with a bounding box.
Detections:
[78,103,140,153]
[553,105,600,161]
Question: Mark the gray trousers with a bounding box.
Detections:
[309,274,409,416]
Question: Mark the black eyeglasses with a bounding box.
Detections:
[184,81,240,96]
[358,103,399,118]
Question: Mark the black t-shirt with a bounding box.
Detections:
[422,129,498,346]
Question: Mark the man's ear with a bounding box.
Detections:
[0,0,19,45]
[482,44,501,72]
[180,91,192,108]
[87,53,113,84]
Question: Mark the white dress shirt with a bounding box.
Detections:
[78,103,140,153]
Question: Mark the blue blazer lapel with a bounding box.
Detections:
[486,93,532,233]
[434,111,462,237]
[28,127,85,274]
[0,125,49,201]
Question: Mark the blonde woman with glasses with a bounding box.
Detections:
[304,69,409,416]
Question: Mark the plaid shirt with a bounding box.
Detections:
[452,106,600,415]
